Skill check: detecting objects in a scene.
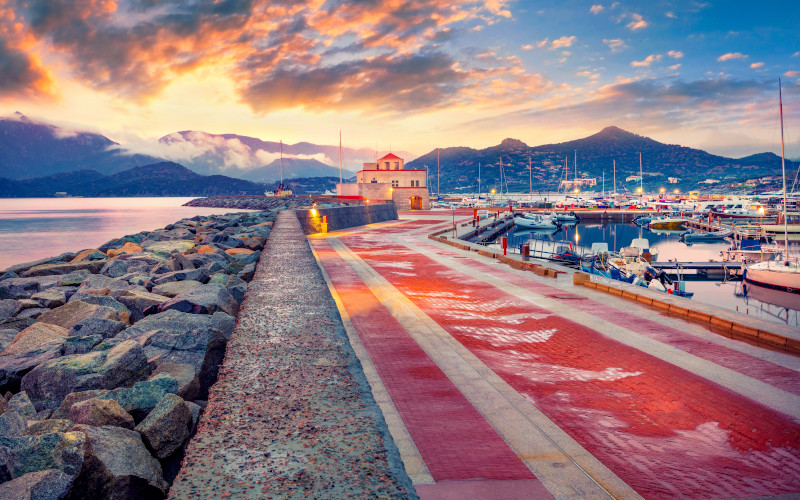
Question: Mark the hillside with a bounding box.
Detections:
[406,126,796,193]
[0,162,268,197]
[0,113,161,179]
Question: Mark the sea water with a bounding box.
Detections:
[0,198,253,271]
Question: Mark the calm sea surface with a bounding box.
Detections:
[0,198,254,271]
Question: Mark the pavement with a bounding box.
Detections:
[308,210,800,499]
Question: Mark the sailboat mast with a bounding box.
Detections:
[339,130,342,184]
[779,78,789,255]
[574,150,577,183]
[613,159,617,195]
[280,140,283,185]
[529,157,532,202]
[603,171,605,199]
[437,148,440,198]
[639,152,643,196]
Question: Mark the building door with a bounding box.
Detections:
[410,196,422,210]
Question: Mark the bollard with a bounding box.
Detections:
[501,236,507,256]
[522,243,530,261]
[321,215,328,234]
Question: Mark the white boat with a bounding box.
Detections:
[623,238,658,261]
[681,228,733,243]
[515,213,558,229]
[744,79,800,293]
[744,261,800,293]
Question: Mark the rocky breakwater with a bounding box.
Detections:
[183,195,320,211]
[0,210,276,499]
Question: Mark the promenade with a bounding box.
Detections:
[309,211,800,499]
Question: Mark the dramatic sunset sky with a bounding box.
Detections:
[1,0,798,160]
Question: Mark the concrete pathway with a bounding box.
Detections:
[309,213,800,500]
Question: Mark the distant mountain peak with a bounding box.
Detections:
[500,138,528,148]
[595,126,636,137]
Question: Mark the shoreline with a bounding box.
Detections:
[0,205,278,497]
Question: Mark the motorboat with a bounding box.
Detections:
[681,228,733,243]
[515,213,558,230]
[619,238,658,262]
[723,238,781,263]
[547,211,581,222]
[580,247,693,297]
[648,216,690,230]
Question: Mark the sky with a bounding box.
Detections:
[1,0,799,162]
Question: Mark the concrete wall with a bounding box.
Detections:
[296,203,398,234]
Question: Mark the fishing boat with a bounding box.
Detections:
[619,238,658,262]
[743,79,800,293]
[580,246,693,297]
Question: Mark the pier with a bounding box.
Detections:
[175,207,799,499]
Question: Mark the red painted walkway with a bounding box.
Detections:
[312,216,800,499]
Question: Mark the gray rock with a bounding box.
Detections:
[57,270,91,287]
[8,391,36,419]
[21,340,150,411]
[21,260,106,278]
[134,393,191,459]
[100,373,178,423]
[151,268,210,286]
[68,318,126,339]
[157,283,238,316]
[117,272,153,289]
[0,317,36,333]
[0,431,85,480]
[36,301,119,331]
[150,280,203,298]
[142,240,195,258]
[15,308,48,320]
[76,275,138,294]
[149,363,199,401]
[184,400,202,434]
[0,276,63,300]
[0,329,17,352]
[170,253,195,271]
[23,419,74,436]
[2,253,77,276]
[30,290,67,309]
[68,424,167,498]
[70,398,135,430]
[238,262,257,282]
[63,335,103,355]
[67,293,130,321]
[0,468,73,500]
[99,259,134,278]
[50,390,109,420]
[0,394,6,415]
[186,252,230,269]
[0,410,26,437]
[115,310,234,399]
[0,337,66,394]
[0,299,22,320]
[115,291,170,322]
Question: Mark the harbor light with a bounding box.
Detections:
[573,188,580,194]
[758,206,765,215]
[636,187,642,194]
[674,189,680,194]
[659,187,665,194]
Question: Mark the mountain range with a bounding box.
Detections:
[0,162,269,198]
[406,127,796,193]
[2,114,795,194]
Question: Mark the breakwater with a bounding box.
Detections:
[0,208,277,498]
[183,195,316,210]
[296,203,398,234]
[171,210,413,498]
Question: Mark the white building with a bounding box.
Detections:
[336,153,430,210]
[668,177,680,184]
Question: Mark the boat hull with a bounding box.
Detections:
[744,262,800,293]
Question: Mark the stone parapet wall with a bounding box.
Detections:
[296,203,398,234]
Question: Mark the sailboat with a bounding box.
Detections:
[273,140,293,197]
[744,79,800,293]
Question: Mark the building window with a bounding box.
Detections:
[394,162,399,169]
[410,180,419,187]
[391,180,399,187]
[385,162,390,169]
[371,178,377,183]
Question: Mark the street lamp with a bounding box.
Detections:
[674,188,680,195]
[659,187,665,196]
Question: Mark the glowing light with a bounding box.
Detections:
[674,189,680,194]
[573,188,579,194]
[758,206,765,215]
[659,187,665,194]
[310,208,318,216]
[636,187,642,193]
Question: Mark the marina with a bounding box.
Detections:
[454,204,799,328]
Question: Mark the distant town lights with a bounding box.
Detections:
[573,188,579,194]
